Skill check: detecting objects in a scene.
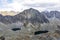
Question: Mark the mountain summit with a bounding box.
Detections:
[15,8,49,23]
[0,8,49,24]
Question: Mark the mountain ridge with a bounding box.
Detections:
[0,8,49,24]
[41,11,60,19]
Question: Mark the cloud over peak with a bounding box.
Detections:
[0,0,60,11]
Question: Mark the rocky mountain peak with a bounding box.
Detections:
[42,11,60,19]
[0,8,49,24]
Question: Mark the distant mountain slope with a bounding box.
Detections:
[42,11,60,19]
[0,11,19,16]
[0,8,49,24]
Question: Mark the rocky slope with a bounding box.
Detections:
[42,11,60,19]
[0,8,49,24]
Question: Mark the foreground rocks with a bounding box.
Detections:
[2,31,60,40]
[0,22,60,40]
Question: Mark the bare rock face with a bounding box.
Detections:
[0,8,49,24]
[42,11,60,19]
[18,8,49,23]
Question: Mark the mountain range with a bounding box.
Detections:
[0,8,60,40]
[0,8,49,24]
[0,11,19,16]
[0,8,60,24]
[42,11,60,19]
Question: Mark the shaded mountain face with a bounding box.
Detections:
[42,11,60,19]
[42,11,54,18]
[15,8,49,24]
[0,8,49,24]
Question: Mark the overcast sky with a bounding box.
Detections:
[0,0,60,11]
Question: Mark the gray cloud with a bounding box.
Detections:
[47,7,60,11]
[23,3,56,8]
[0,0,60,11]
